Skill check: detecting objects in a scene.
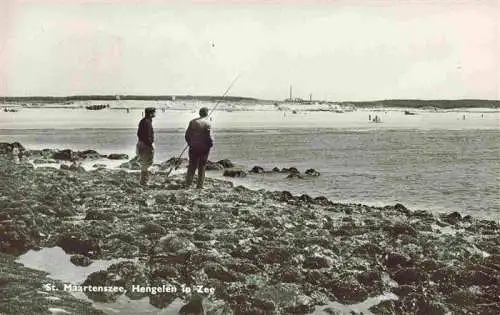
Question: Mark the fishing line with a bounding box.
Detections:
[165,73,242,178]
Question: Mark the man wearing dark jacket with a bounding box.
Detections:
[137,107,155,185]
[184,107,213,189]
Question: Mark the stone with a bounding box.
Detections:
[206,160,224,170]
[106,153,129,160]
[217,159,234,168]
[303,256,331,269]
[70,254,93,266]
[305,168,320,176]
[179,295,204,315]
[52,149,75,161]
[84,210,114,221]
[157,235,196,254]
[223,168,247,177]
[249,166,265,174]
[384,252,413,269]
[392,268,423,285]
[204,263,240,282]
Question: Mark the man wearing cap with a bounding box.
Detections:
[184,107,213,189]
[137,107,156,185]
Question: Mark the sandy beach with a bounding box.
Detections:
[0,143,498,315]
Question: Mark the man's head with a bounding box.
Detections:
[145,107,156,118]
[199,107,209,118]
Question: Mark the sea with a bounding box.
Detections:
[1,100,499,220]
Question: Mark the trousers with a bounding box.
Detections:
[185,147,210,188]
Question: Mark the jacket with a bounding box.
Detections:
[185,117,213,150]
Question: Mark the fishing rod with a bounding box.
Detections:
[165,73,242,178]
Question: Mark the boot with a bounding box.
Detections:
[184,165,196,188]
[140,170,149,186]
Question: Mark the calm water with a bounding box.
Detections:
[1,105,499,220]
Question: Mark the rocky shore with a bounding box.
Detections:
[0,143,499,314]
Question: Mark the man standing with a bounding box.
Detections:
[184,107,213,189]
[137,107,156,186]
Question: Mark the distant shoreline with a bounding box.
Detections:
[1,96,499,109]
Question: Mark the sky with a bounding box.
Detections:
[0,0,499,101]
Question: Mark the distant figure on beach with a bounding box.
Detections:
[136,107,156,186]
[369,114,371,121]
[184,107,213,189]
[481,114,484,118]
[462,114,466,120]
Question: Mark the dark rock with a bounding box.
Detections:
[82,270,123,302]
[193,230,213,241]
[141,223,166,235]
[261,247,292,264]
[431,266,460,284]
[92,163,107,169]
[253,298,276,311]
[329,280,369,304]
[52,149,75,161]
[56,235,102,257]
[357,270,382,286]
[61,162,85,172]
[157,235,196,254]
[284,304,314,314]
[392,267,424,285]
[0,225,36,255]
[281,167,299,173]
[393,284,416,297]
[303,256,331,269]
[106,153,129,160]
[0,142,25,155]
[383,222,418,237]
[278,190,294,202]
[442,211,462,225]
[179,295,204,315]
[217,159,234,168]
[305,168,320,176]
[415,298,449,315]
[418,259,443,272]
[352,243,383,257]
[70,254,93,266]
[249,166,265,174]
[151,266,179,279]
[280,268,303,283]
[369,300,398,314]
[84,210,114,221]
[384,252,413,269]
[204,263,241,282]
[298,194,313,203]
[394,203,411,215]
[223,168,247,177]
[314,196,331,205]
[206,160,224,170]
[459,270,498,286]
[227,261,261,274]
[272,167,280,172]
[77,150,102,160]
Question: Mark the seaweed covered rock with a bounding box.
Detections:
[223,168,247,178]
[106,153,129,160]
[305,168,320,176]
[217,159,234,168]
[249,166,265,174]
